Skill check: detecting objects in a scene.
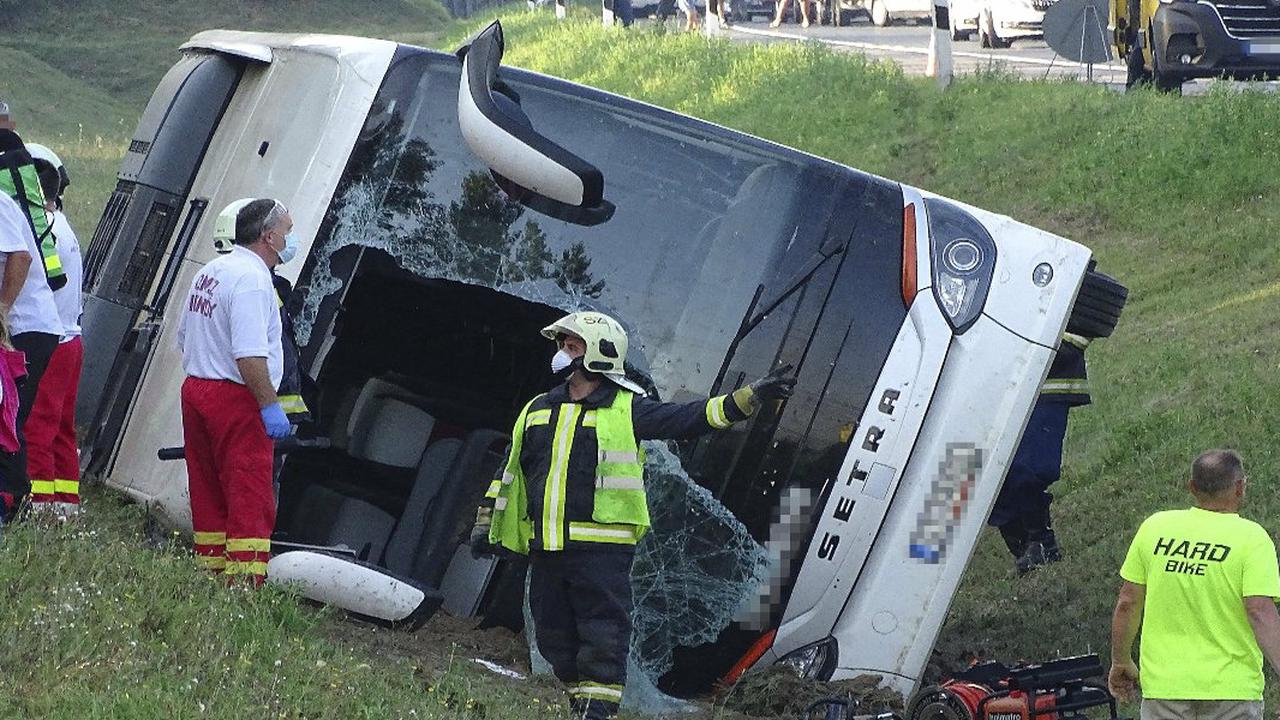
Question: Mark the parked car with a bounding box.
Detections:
[727,0,778,22]
[840,0,932,27]
[80,21,1124,701]
[954,0,1056,46]
[951,0,981,39]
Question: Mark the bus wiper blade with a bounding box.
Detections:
[735,250,838,340]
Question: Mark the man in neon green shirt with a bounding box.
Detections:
[1110,449,1280,720]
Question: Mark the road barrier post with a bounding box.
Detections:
[927,0,954,87]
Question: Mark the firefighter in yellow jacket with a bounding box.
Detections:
[472,311,794,719]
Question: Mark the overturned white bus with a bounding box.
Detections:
[77,23,1125,699]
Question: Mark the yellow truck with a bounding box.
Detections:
[1112,0,1280,90]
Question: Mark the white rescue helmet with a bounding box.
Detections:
[24,142,69,195]
[541,311,644,394]
[24,142,62,169]
[213,198,256,253]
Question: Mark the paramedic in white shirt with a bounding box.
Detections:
[176,198,295,585]
[0,187,63,520]
[23,143,84,515]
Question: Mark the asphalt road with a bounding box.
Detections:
[712,14,1280,92]
[724,17,1130,83]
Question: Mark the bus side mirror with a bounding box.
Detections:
[456,20,615,227]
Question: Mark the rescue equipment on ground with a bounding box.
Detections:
[905,655,1120,720]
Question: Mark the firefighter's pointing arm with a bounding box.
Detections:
[632,363,797,440]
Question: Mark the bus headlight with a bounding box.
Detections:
[778,637,838,680]
[926,198,997,334]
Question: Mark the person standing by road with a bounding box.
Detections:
[23,143,84,516]
[677,0,701,31]
[1109,449,1280,718]
[771,0,812,28]
[176,198,296,585]
[472,310,796,720]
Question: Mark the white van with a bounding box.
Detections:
[77,23,1124,699]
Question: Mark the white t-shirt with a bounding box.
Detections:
[51,210,82,341]
[0,193,62,337]
[176,245,282,388]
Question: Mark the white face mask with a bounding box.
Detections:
[551,349,574,374]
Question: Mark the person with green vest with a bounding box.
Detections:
[0,107,67,293]
[471,310,795,720]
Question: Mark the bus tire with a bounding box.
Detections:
[1067,269,1128,339]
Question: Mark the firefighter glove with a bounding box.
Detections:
[470,524,496,559]
[748,364,797,405]
[260,402,291,439]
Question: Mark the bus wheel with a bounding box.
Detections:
[1067,269,1128,339]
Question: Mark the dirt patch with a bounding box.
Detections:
[320,609,534,675]
[716,666,905,719]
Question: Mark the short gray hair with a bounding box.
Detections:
[233,198,287,246]
[1191,449,1244,496]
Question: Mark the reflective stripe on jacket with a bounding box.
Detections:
[0,132,65,289]
[1041,333,1090,407]
[487,381,752,553]
[272,274,309,421]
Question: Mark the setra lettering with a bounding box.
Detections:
[817,532,840,560]
[833,496,855,523]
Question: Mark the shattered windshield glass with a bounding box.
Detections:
[296,59,813,402]
[526,443,769,710]
[290,52,845,698]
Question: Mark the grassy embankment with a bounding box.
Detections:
[0,0,451,231]
[7,2,1280,716]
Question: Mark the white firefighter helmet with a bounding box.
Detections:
[541,311,644,394]
[213,198,256,253]
[24,142,69,196]
[24,142,62,170]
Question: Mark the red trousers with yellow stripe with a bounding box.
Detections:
[26,337,84,507]
[180,377,275,584]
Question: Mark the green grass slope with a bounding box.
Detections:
[0,45,136,232]
[445,11,1280,691]
[1,0,453,235]
[3,0,451,110]
[0,492,578,719]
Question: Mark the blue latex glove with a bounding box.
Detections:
[260,402,291,439]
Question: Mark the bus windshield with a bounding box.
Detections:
[296,54,835,401]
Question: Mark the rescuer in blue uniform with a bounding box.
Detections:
[472,311,794,720]
[990,333,1090,575]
